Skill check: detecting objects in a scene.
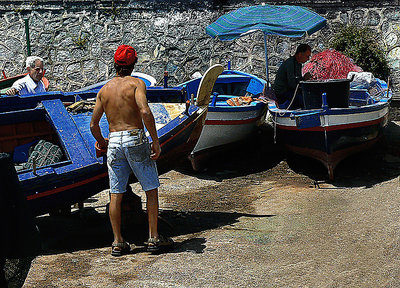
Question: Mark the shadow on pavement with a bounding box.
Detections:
[175,121,400,188]
[285,133,400,188]
[35,206,274,256]
[175,120,400,188]
[175,125,285,181]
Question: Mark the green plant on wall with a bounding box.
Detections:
[12,0,37,13]
[13,7,23,13]
[105,1,120,20]
[72,33,89,49]
[330,25,390,80]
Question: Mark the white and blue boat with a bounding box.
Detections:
[267,78,392,179]
[74,72,157,92]
[178,69,268,170]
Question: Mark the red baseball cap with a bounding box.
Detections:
[114,45,137,66]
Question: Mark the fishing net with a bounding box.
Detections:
[303,49,363,80]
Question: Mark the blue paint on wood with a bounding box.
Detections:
[149,103,172,124]
[293,111,322,129]
[41,100,97,168]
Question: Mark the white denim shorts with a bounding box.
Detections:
[107,129,160,193]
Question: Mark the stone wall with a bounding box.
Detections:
[0,0,399,94]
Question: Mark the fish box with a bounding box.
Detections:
[300,79,351,109]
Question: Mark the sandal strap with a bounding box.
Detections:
[112,241,129,248]
[146,235,172,245]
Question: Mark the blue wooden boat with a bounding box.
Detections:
[0,73,26,91]
[0,73,50,94]
[0,85,210,216]
[178,70,268,170]
[75,72,157,92]
[267,78,392,179]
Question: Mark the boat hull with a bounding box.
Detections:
[23,168,108,216]
[0,87,207,216]
[270,102,390,179]
[23,108,206,216]
[191,104,265,151]
[179,70,268,170]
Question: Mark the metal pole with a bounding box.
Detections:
[24,18,31,56]
[263,33,269,85]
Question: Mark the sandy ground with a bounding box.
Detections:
[12,121,400,287]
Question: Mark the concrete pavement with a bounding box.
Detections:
[21,121,400,287]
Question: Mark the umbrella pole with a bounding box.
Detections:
[263,34,269,86]
[25,18,31,56]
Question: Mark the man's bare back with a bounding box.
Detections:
[90,74,160,160]
[98,76,146,132]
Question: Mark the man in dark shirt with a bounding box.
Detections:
[273,44,312,108]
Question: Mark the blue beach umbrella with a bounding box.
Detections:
[205,4,327,83]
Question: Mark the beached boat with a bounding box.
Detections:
[0,67,219,216]
[178,70,268,170]
[75,72,157,92]
[0,73,26,91]
[267,78,392,179]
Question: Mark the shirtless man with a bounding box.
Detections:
[90,45,172,256]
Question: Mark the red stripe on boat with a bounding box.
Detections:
[26,172,109,201]
[277,117,385,131]
[160,117,196,147]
